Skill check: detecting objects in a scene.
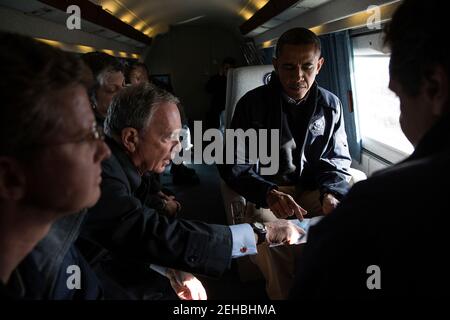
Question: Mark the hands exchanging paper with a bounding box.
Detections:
[166,269,207,300]
[267,189,340,218]
[261,217,323,248]
[263,219,306,245]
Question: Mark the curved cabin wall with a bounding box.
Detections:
[0,5,142,57]
[146,24,246,123]
[254,0,401,48]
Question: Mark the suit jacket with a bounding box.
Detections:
[290,113,450,299]
[81,137,232,277]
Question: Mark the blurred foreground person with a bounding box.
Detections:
[291,0,450,298]
[0,32,110,299]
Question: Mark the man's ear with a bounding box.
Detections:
[316,57,324,75]
[0,157,26,201]
[272,57,278,73]
[425,65,449,116]
[121,128,140,153]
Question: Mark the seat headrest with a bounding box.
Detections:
[224,65,274,128]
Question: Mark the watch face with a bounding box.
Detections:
[252,222,267,245]
[253,222,265,231]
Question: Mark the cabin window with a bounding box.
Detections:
[351,31,413,163]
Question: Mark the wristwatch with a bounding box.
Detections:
[251,222,267,245]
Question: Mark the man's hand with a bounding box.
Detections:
[158,191,175,201]
[162,199,181,217]
[158,191,181,217]
[266,189,307,220]
[264,219,305,245]
[166,269,207,300]
[322,193,339,215]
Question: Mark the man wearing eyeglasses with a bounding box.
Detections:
[0,32,111,299]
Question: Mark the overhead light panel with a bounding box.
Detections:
[175,15,205,25]
[35,38,140,59]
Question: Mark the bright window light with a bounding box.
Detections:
[353,54,414,156]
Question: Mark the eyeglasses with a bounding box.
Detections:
[61,121,105,144]
[70,122,105,144]
[34,121,105,147]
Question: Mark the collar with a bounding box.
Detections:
[5,269,26,299]
[105,136,142,193]
[10,253,45,299]
[408,112,450,161]
[281,89,311,106]
[269,72,316,106]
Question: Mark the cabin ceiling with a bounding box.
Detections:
[90,0,333,37]
[92,0,334,37]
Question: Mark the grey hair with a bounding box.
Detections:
[104,83,180,138]
[89,68,116,108]
[81,51,124,108]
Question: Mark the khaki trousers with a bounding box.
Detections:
[247,188,323,299]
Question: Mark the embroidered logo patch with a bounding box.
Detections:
[309,116,325,136]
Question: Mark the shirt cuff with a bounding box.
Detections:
[229,224,258,258]
[150,264,168,277]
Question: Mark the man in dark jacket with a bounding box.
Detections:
[127,61,200,186]
[82,52,125,125]
[81,83,304,298]
[290,0,449,298]
[219,28,352,299]
[0,32,111,299]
